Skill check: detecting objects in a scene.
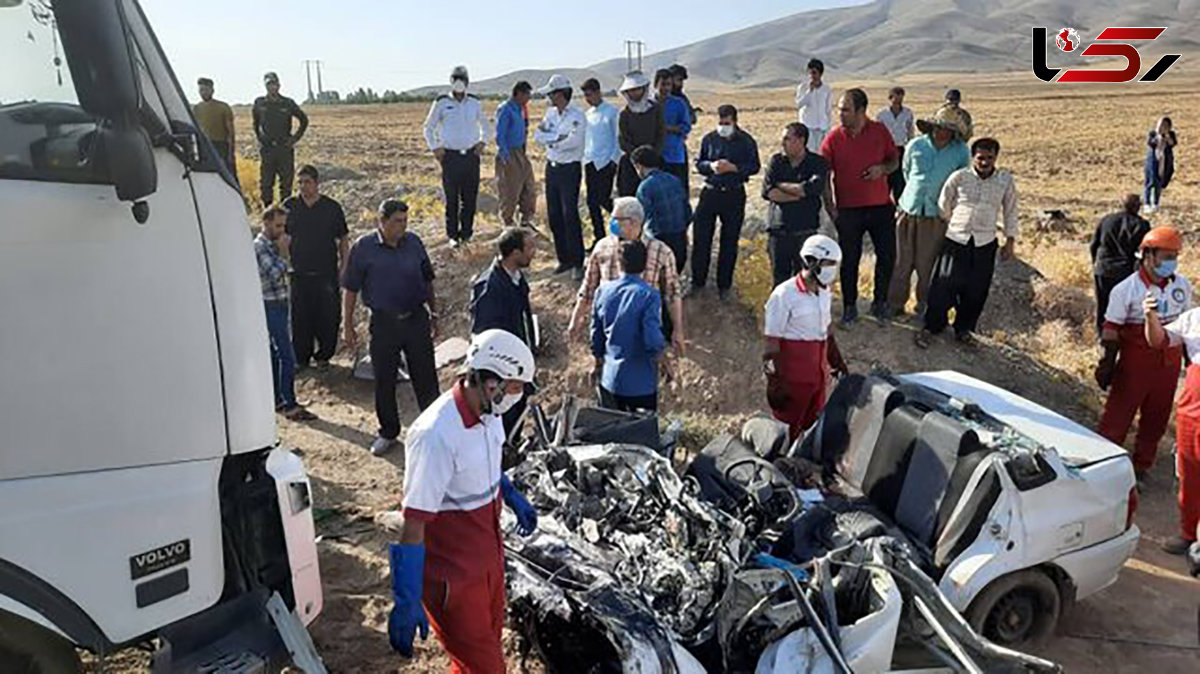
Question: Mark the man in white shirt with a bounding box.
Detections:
[422,66,490,247]
[916,138,1018,348]
[533,74,588,280]
[762,235,848,438]
[795,58,833,153]
[877,86,915,203]
[582,78,622,248]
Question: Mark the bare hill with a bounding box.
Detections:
[409,0,1200,95]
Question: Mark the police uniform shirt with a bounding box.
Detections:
[423,93,490,152]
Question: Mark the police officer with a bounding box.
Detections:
[253,72,308,207]
[423,66,490,247]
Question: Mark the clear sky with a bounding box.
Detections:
[138,0,864,104]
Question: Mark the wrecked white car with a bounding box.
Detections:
[502,369,1136,672]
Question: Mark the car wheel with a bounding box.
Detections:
[965,569,1061,647]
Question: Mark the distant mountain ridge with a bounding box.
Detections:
[407,0,1199,95]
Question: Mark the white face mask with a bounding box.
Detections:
[717,123,735,139]
[451,80,467,94]
[492,391,523,416]
[816,266,838,287]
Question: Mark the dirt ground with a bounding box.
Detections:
[215,73,1200,672]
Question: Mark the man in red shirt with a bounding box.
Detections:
[820,88,900,325]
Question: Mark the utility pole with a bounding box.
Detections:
[625,40,645,73]
[302,59,316,103]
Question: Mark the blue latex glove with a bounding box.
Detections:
[500,474,538,535]
[388,543,429,657]
[751,552,810,581]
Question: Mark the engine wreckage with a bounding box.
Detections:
[501,373,1090,673]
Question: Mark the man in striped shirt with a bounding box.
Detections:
[916,138,1019,348]
[254,205,314,421]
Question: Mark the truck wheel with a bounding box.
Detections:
[0,613,82,674]
[965,569,1061,647]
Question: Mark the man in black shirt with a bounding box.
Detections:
[470,227,537,437]
[283,165,349,368]
[692,104,761,298]
[763,123,830,287]
[253,72,308,207]
[1090,193,1152,331]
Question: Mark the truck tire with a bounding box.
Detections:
[964,569,1061,647]
[0,613,82,674]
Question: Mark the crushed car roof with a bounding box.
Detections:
[900,371,1126,466]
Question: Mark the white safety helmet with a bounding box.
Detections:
[465,329,535,383]
[800,234,842,265]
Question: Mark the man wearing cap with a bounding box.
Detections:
[693,104,761,299]
[653,69,693,197]
[253,72,308,207]
[582,78,622,246]
[383,329,538,671]
[939,89,974,141]
[533,74,587,279]
[1097,226,1190,481]
[617,71,665,197]
[888,106,969,318]
[423,66,490,247]
[342,199,441,457]
[494,81,537,229]
[876,87,915,204]
[1091,194,1151,331]
[915,138,1017,349]
[194,77,236,174]
[669,64,698,126]
[795,58,833,153]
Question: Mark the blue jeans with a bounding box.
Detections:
[265,300,298,409]
[1145,162,1164,207]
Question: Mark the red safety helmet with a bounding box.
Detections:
[1141,226,1183,252]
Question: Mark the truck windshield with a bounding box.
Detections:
[0,0,106,184]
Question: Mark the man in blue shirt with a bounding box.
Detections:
[654,68,692,198]
[342,199,441,456]
[591,240,667,413]
[494,81,536,229]
[888,106,970,317]
[633,146,691,273]
[582,78,622,247]
[693,104,761,299]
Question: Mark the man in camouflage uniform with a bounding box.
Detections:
[253,72,309,206]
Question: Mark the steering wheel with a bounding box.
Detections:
[723,457,800,526]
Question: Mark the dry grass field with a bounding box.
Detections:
[166,72,1200,673]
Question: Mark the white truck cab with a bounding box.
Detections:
[1,1,323,671]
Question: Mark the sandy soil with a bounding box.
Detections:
[90,74,1200,672]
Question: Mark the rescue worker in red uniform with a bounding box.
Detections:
[763,234,850,438]
[386,329,539,672]
[1095,226,1191,480]
[1144,290,1200,555]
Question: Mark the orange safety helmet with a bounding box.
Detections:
[1141,226,1183,252]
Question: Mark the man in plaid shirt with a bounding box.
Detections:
[255,204,315,421]
[569,197,685,357]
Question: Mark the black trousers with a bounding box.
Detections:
[692,187,746,290]
[599,386,658,413]
[545,161,585,269]
[260,143,294,207]
[617,155,641,197]
[290,273,340,365]
[585,162,617,244]
[768,230,818,288]
[655,231,688,275]
[888,146,905,204]
[665,162,690,199]
[836,204,896,311]
[440,151,480,242]
[1094,274,1124,333]
[923,238,998,336]
[369,309,440,440]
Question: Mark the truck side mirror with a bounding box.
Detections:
[101,123,158,214]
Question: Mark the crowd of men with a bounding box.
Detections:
[201,63,1198,673]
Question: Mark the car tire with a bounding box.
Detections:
[965,569,1061,647]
